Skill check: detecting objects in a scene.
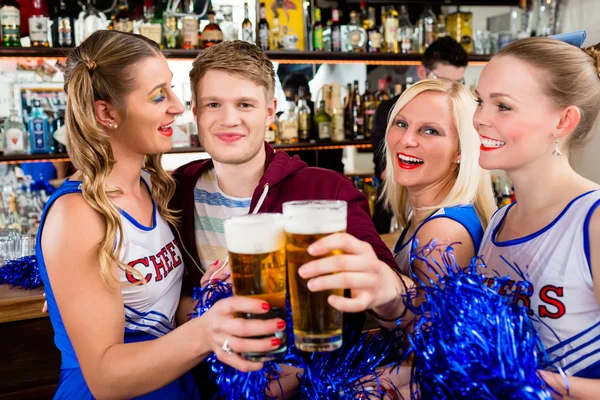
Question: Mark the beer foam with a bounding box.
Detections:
[224,214,285,254]
[284,209,347,235]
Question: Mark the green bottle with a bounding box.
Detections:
[313,8,324,51]
[314,100,332,142]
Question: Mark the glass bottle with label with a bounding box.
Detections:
[258,2,269,50]
[52,111,67,154]
[163,10,179,49]
[366,7,381,53]
[77,0,107,45]
[3,109,27,155]
[351,80,364,140]
[330,83,345,143]
[314,100,332,142]
[241,2,253,43]
[312,8,324,51]
[362,80,376,139]
[398,5,413,54]
[112,0,133,32]
[139,0,162,46]
[346,10,367,52]
[53,0,74,47]
[265,115,278,144]
[29,0,50,47]
[331,8,341,52]
[220,5,237,41]
[182,0,199,49]
[28,100,51,154]
[385,6,399,54]
[296,87,311,142]
[278,94,298,144]
[420,6,436,52]
[374,79,390,107]
[0,0,21,47]
[202,9,223,48]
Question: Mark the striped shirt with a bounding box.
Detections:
[194,168,251,272]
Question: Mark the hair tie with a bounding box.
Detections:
[82,59,97,74]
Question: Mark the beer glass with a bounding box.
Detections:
[282,200,347,352]
[223,213,287,361]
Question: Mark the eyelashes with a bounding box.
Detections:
[152,86,175,104]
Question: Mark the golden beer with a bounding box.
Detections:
[283,200,347,352]
[224,214,287,361]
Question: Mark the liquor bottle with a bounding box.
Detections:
[366,7,381,53]
[241,2,253,43]
[163,9,178,49]
[0,0,20,47]
[436,13,447,39]
[362,80,376,139]
[112,0,133,32]
[345,10,367,52]
[359,0,369,30]
[351,80,364,140]
[202,9,223,48]
[374,79,390,106]
[29,0,50,47]
[344,82,353,139]
[3,109,27,155]
[265,115,278,144]
[53,0,74,47]
[379,6,387,52]
[331,8,341,52]
[220,5,237,41]
[421,6,436,52]
[398,5,413,54]
[312,7,324,51]
[314,100,332,142]
[51,112,67,154]
[257,2,269,50]
[278,93,298,144]
[384,6,399,54]
[28,100,51,155]
[182,0,199,49]
[270,16,280,49]
[296,87,311,142]
[330,82,345,142]
[139,0,162,46]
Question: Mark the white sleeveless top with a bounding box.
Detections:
[118,172,185,338]
[479,190,600,378]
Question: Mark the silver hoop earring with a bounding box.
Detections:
[552,136,562,156]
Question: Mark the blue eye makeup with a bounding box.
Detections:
[152,91,166,103]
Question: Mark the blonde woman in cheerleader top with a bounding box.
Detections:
[38,172,199,398]
[479,190,600,378]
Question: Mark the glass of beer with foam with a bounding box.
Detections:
[282,200,347,352]
[223,213,287,361]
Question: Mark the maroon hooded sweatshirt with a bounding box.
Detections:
[170,142,397,287]
[169,142,398,395]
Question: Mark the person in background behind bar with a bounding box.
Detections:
[37,30,285,399]
[372,36,469,234]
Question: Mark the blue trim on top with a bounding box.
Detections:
[491,190,600,247]
[583,199,600,278]
[393,227,410,254]
[546,320,600,354]
[574,358,600,379]
[119,177,157,231]
[548,332,600,367]
[193,188,252,208]
[564,346,600,375]
[124,305,171,325]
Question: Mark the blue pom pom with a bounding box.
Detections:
[191,280,397,399]
[406,241,552,400]
[0,255,41,289]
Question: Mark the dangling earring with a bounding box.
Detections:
[552,135,562,156]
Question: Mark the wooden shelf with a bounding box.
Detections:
[0,140,373,164]
[0,46,492,65]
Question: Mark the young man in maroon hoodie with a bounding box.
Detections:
[170,41,413,396]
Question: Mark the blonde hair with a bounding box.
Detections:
[496,38,600,149]
[381,79,496,229]
[189,40,275,101]
[63,30,178,287]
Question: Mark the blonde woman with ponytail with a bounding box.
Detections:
[476,38,600,396]
[381,79,496,282]
[37,30,285,399]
